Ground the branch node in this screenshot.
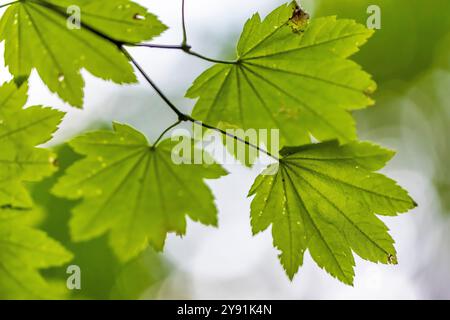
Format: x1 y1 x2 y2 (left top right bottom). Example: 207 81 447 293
181 44 192 51
178 113 192 122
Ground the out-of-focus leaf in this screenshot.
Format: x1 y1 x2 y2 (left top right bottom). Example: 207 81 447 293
0 209 73 299
32 144 170 300
0 81 63 208
0 80 72 299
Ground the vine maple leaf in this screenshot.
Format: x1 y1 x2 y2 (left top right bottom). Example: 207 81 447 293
52 123 227 261
0 209 73 299
186 2 376 147
248 141 416 284
0 81 72 299
0 81 63 208
0 0 167 107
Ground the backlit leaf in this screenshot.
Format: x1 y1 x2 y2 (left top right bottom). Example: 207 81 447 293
187 2 375 146
249 141 416 284
52 123 227 261
0 0 167 107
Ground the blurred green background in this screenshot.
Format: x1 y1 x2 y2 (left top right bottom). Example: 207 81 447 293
315 0 450 215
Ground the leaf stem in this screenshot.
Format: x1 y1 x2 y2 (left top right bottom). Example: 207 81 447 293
182 48 238 65
133 43 184 50
181 0 188 47
186 116 280 161
130 43 238 65
121 47 187 120
152 120 182 147
129 0 238 65
0 0 19 9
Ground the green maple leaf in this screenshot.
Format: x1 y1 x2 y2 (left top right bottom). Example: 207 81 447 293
0 81 72 299
248 141 416 284
186 2 376 147
0 81 64 208
0 0 167 107
0 208 73 299
52 123 227 261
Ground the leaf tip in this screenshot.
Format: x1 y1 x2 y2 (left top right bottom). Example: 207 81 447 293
388 254 398 265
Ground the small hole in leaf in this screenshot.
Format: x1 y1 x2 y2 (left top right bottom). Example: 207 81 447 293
133 13 145 20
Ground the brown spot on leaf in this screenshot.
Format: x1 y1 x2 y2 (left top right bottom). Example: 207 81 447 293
289 4 310 33
388 254 398 265
52 158 60 167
